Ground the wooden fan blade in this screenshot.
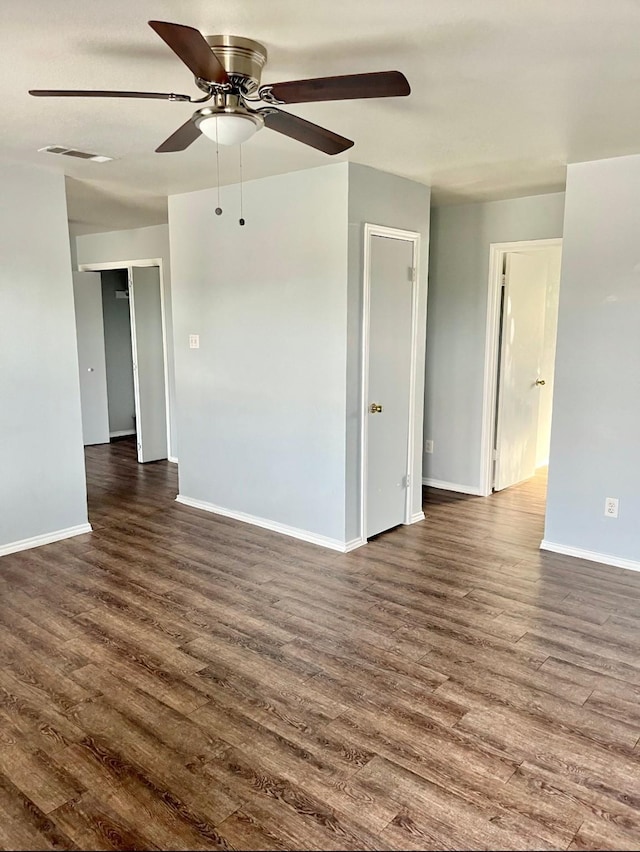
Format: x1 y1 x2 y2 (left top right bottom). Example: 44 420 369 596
148 20 228 84
29 89 191 101
156 118 201 152
261 71 410 104
262 109 353 155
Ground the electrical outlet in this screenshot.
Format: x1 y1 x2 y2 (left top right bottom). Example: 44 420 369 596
189 334 200 349
604 497 619 518
425 440 434 454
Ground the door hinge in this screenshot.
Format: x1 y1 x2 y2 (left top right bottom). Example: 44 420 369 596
408 266 417 284
492 449 498 461
405 474 411 488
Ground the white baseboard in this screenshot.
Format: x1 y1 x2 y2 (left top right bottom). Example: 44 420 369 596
422 477 483 496
0 523 92 558
110 429 136 438
176 495 365 553
540 540 640 574
406 511 426 524
168 456 178 464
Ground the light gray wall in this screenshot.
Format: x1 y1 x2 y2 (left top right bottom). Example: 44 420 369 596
169 164 349 543
346 164 431 540
425 192 565 491
545 155 640 564
75 225 177 458
100 269 135 434
0 162 88 548
68 224 79 271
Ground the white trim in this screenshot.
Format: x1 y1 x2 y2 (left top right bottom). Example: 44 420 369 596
176 495 365 553
157 261 172 462
406 511 426 524
109 429 136 438
480 238 562 497
0 523 92 558
79 259 161 272
168 456 179 464
540 540 640 574
407 236 422 525
360 223 421 543
360 228 372 541
79 258 172 461
422 477 484 496
127 269 143 462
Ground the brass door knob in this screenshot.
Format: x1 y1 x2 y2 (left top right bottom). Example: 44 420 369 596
535 378 546 386
369 403 383 414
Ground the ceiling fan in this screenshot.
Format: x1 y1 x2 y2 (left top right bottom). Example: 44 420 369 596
29 20 411 155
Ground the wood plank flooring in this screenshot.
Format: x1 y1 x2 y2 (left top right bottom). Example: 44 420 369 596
1 437 640 849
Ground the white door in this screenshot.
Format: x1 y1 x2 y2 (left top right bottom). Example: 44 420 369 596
72 271 110 446
494 252 548 491
365 234 415 537
129 267 168 463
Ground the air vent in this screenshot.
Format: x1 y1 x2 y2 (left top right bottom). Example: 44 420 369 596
38 145 113 162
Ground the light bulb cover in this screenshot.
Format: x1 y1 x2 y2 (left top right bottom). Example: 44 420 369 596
196 112 262 146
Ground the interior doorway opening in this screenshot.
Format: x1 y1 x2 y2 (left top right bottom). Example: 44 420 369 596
73 261 170 465
100 269 136 440
481 238 562 500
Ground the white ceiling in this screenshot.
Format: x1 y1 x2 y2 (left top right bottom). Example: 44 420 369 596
4 0 640 233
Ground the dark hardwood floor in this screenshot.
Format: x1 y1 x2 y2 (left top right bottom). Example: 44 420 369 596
2 438 640 850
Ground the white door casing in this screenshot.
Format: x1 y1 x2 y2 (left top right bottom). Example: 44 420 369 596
362 225 421 539
129 266 168 463
494 251 548 491
78 258 172 462
480 238 563 496
72 271 110 446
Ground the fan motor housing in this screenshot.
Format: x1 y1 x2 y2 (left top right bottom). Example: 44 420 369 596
204 35 267 93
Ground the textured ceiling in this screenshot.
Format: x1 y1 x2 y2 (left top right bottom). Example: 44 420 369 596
4 1 640 232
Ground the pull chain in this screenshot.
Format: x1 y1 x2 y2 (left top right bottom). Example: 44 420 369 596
239 144 245 226
215 115 222 216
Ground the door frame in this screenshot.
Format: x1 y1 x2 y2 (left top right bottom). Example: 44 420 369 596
479 238 562 496
360 223 422 541
72 271 110 446
78 258 172 462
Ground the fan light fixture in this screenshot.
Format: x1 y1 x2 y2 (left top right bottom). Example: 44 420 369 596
196 112 262 146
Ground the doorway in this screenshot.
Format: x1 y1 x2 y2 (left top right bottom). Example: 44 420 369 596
361 224 422 540
101 269 136 440
480 238 562 496
73 262 169 464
